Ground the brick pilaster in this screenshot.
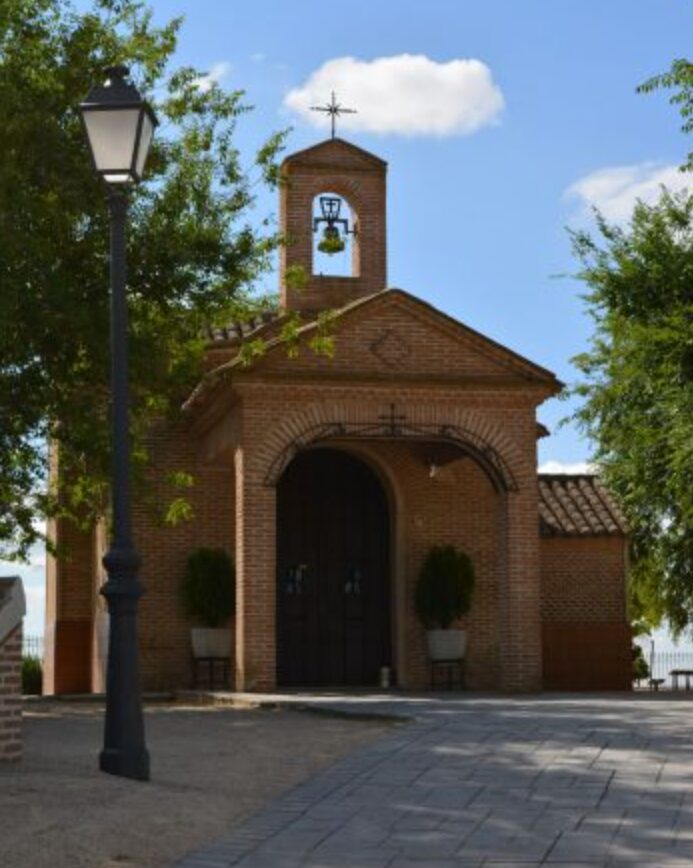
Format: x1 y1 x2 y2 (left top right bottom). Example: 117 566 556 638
0 625 23 762
234 447 277 692
499 485 543 692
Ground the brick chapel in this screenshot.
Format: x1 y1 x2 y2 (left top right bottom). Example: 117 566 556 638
45 137 632 695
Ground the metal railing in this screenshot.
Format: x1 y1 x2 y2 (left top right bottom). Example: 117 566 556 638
636 650 693 689
23 634 43 659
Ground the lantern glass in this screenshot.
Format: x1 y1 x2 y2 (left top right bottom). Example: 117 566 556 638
82 107 141 183
134 110 155 179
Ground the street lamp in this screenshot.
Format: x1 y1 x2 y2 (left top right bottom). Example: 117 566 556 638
80 65 157 782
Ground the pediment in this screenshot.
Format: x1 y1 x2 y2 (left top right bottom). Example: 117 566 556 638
249 289 560 388
282 138 387 174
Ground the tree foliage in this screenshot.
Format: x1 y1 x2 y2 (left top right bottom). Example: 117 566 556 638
0 0 287 559
638 59 693 171
570 191 693 632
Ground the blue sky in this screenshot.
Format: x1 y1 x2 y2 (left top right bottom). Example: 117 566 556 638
8 0 693 639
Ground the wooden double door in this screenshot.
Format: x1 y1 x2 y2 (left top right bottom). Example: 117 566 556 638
276 448 391 686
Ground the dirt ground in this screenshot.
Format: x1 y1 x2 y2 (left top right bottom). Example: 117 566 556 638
0 701 390 868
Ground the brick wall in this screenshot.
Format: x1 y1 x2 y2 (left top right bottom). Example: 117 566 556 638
260 293 542 383
47 419 236 694
133 419 235 690
44 443 95 695
0 625 22 761
540 536 631 690
361 441 502 690
541 536 627 623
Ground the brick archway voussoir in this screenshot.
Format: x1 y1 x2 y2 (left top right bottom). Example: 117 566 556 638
256 400 526 491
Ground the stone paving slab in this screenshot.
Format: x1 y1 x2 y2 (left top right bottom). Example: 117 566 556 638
175 693 693 867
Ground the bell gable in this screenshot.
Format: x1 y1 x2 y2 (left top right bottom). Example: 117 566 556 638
279 138 388 313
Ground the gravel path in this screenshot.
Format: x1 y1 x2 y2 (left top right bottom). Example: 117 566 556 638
0 701 390 868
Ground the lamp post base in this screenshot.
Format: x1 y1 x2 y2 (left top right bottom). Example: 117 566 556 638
100 550 149 783
100 746 150 782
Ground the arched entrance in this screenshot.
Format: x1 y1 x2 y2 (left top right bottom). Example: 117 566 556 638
276 448 391 686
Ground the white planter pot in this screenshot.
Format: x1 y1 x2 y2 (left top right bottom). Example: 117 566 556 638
191 627 231 659
426 629 467 662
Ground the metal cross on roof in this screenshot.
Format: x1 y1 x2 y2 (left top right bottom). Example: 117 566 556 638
310 91 357 139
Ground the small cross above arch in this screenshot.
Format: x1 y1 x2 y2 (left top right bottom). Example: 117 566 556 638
378 404 407 436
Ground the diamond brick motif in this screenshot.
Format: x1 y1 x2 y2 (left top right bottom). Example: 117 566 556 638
370 329 410 368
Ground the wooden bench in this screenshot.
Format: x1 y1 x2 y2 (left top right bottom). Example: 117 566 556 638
670 669 693 691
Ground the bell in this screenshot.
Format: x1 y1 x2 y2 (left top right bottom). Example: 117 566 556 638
318 224 345 254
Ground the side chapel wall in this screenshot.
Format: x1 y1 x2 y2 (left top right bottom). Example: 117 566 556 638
540 536 631 690
44 516 95 695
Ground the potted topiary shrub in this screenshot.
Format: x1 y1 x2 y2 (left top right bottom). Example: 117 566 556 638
414 545 475 661
180 548 235 658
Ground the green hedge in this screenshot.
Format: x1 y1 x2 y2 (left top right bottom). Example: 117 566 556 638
22 655 42 695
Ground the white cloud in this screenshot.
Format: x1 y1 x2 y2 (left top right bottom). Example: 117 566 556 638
539 460 596 475
284 54 504 137
250 52 266 63
193 61 232 93
566 162 690 222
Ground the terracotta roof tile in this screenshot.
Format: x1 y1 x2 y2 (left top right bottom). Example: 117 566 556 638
539 474 627 537
205 309 280 344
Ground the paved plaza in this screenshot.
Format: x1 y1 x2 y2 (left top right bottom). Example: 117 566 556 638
177 693 693 868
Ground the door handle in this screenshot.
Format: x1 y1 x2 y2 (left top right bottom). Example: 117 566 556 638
344 566 362 596
284 564 307 595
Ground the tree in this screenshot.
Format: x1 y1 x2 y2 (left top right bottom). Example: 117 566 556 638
570 190 693 633
0 0 288 560
638 59 693 171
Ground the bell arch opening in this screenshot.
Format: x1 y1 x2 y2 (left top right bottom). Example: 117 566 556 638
312 191 359 278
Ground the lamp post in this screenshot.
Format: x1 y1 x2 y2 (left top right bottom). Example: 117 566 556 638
80 66 157 781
